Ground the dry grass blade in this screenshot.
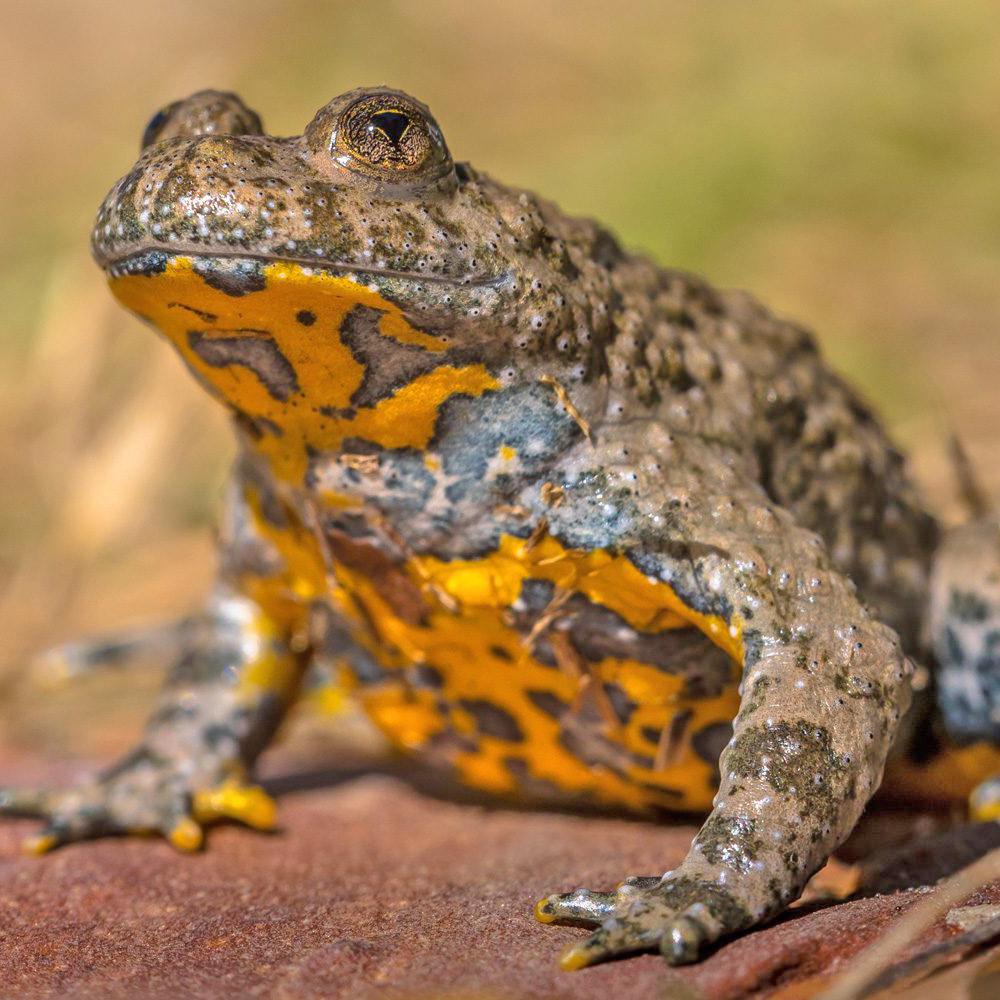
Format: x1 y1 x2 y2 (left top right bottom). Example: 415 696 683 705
948 434 994 519
538 375 592 444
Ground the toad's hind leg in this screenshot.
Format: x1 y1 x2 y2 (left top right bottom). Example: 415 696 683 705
927 518 1000 819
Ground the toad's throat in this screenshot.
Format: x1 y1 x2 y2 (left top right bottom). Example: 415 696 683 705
107 255 501 481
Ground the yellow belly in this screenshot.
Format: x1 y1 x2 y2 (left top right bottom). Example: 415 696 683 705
358 649 740 814
324 532 743 814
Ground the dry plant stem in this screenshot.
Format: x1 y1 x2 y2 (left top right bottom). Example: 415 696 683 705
537 374 593 443
817 846 1000 1000
948 434 993 519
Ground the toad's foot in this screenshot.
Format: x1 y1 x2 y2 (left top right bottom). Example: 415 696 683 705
0 749 277 854
536 873 752 968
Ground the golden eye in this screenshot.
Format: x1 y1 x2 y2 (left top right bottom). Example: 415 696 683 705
305 88 453 183
336 94 444 175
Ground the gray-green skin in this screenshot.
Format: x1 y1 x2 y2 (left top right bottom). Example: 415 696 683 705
3 87 997 969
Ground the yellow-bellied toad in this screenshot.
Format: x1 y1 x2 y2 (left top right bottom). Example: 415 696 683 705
4 88 1000 969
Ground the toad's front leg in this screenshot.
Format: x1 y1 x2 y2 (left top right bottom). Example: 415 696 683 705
534 468 912 967
0 587 308 852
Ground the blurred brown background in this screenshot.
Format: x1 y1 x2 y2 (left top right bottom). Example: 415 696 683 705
1 0 998 754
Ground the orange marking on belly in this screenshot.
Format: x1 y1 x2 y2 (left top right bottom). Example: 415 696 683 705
245 489 741 811
419 533 744 663
325 532 743 813
242 491 743 811
109 258 498 481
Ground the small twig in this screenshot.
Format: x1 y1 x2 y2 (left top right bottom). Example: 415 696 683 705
493 503 530 520
296 488 460 615
296 494 338 589
539 374 593 444
524 517 549 552
549 630 622 734
540 482 565 508
653 708 692 771
861 912 1000 995
364 506 459 613
524 588 573 651
948 434 992 519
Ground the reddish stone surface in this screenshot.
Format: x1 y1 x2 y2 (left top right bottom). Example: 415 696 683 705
1 752 998 1000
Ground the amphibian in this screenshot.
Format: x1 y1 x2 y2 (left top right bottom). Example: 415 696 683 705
4 87 999 969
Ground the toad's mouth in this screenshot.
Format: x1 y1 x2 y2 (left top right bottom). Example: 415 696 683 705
96 245 511 291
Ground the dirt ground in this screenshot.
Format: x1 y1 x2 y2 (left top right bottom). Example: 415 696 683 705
1 739 999 1000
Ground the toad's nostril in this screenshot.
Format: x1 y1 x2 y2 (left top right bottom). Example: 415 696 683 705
370 110 411 147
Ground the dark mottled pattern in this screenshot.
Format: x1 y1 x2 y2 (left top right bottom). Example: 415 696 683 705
410 664 445 689
725 720 849 830
652 708 693 756
929 522 1000 745
602 683 637 725
949 589 991 624
525 689 568 719
570 608 734 699
188 331 299 401
558 720 655 777
937 626 1000 743
691 722 733 769
502 756 583 803
339 305 472 408
695 814 763 874
457 699 524 742
194 258 266 297
510 578 734 698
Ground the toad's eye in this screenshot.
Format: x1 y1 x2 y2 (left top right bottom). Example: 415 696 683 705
334 93 448 177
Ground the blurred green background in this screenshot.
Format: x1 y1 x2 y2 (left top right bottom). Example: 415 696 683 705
1 0 998 746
